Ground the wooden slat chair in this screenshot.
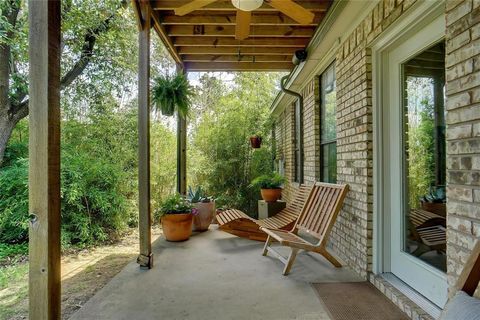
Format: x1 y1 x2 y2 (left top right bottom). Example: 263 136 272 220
261 182 349 275
439 240 480 319
217 184 311 241
409 208 446 256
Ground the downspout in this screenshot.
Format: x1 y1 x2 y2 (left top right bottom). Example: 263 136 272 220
280 75 304 183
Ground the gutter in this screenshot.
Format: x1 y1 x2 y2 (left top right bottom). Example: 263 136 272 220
280 75 304 182
270 0 347 116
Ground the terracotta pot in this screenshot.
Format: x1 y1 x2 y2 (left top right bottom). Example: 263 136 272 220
161 213 193 241
260 188 282 202
420 202 446 217
193 201 215 231
250 136 262 148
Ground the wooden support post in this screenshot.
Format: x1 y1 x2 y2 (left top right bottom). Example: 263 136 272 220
176 66 187 195
28 0 62 318
137 2 153 269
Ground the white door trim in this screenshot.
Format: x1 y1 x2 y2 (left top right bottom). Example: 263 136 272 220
372 0 445 275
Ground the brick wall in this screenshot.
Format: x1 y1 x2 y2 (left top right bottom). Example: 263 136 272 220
444 0 480 297
274 0 480 292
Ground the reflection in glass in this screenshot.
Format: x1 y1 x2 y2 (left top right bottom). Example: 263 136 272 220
402 42 446 272
320 63 337 183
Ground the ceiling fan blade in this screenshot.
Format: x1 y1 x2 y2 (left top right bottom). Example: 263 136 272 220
267 0 315 24
174 0 219 16
235 10 251 40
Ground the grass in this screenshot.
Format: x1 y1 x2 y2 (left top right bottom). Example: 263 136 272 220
0 262 29 319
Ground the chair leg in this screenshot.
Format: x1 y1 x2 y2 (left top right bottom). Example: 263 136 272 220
262 235 273 256
320 248 342 268
283 248 299 276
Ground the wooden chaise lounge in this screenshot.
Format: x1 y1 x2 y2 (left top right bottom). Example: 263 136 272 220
409 208 446 256
216 184 312 241
261 182 349 275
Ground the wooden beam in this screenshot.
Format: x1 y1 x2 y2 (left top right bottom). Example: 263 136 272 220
178 46 298 55
184 61 293 71
151 0 330 12
151 10 183 65
173 37 308 47
137 1 153 269
28 1 61 318
182 54 292 62
167 25 315 37
161 13 322 26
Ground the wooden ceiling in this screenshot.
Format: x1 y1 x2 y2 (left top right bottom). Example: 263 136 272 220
142 0 333 71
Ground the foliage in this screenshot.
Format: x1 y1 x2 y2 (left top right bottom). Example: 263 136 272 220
0 243 27 265
0 158 29 244
405 77 437 209
157 194 195 218
189 73 283 215
421 186 446 204
250 173 286 189
152 73 194 118
188 186 213 203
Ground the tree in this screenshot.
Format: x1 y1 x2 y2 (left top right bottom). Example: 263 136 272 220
0 0 129 165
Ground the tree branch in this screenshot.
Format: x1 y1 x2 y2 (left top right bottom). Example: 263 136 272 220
8 0 129 120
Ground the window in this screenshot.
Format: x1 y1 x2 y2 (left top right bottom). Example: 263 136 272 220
320 63 337 183
294 99 303 183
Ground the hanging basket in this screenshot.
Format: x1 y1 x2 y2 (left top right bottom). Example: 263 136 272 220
250 136 262 148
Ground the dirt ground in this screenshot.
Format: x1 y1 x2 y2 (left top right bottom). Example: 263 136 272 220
1 227 162 320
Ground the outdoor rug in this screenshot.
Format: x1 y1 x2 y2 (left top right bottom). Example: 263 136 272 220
312 282 409 320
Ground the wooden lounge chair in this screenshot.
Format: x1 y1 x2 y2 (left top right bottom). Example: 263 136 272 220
409 208 446 256
439 239 480 319
216 184 312 241
261 182 349 275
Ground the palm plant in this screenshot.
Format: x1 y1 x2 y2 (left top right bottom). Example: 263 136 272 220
151 73 194 118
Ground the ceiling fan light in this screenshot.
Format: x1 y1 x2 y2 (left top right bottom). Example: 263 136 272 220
231 0 263 11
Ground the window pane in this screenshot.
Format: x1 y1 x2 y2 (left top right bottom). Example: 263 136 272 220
321 64 336 143
402 41 446 272
321 142 337 184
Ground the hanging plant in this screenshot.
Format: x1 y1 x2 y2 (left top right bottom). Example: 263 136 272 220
152 73 194 118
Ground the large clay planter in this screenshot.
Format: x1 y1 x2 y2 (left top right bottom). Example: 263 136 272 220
260 188 282 202
193 201 215 231
420 202 446 217
161 213 193 241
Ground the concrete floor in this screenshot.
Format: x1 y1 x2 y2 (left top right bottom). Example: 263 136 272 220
70 226 362 320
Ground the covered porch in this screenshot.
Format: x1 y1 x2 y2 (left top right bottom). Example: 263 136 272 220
69 227 361 320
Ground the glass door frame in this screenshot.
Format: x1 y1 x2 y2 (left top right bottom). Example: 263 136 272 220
372 4 448 308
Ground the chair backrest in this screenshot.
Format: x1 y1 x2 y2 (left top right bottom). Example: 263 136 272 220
294 182 349 243
284 184 312 212
451 240 480 298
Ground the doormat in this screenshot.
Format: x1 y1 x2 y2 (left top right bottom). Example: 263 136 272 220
312 282 409 320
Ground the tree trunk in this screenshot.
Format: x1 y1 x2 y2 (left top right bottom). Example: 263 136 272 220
0 114 17 166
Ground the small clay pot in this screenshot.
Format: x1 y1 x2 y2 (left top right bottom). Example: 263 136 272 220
250 136 262 148
193 201 215 231
260 188 282 202
161 213 193 241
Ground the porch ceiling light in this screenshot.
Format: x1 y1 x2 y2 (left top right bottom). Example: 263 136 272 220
231 0 263 11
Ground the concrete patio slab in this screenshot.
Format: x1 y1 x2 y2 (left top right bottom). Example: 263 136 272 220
70 227 362 320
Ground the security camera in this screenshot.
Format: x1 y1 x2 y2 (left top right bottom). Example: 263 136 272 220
292 49 307 65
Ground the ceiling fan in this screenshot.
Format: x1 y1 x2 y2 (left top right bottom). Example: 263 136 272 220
174 0 315 40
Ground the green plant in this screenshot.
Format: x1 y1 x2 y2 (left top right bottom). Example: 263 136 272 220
421 186 446 204
188 186 213 203
152 73 194 118
156 194 195 218
250 173 286 189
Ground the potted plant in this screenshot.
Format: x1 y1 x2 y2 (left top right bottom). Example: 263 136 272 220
250 135 262 148
188 186 215 231
157 194 198 241
251 173 286 202
151 73 194 118
420 186 446 217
